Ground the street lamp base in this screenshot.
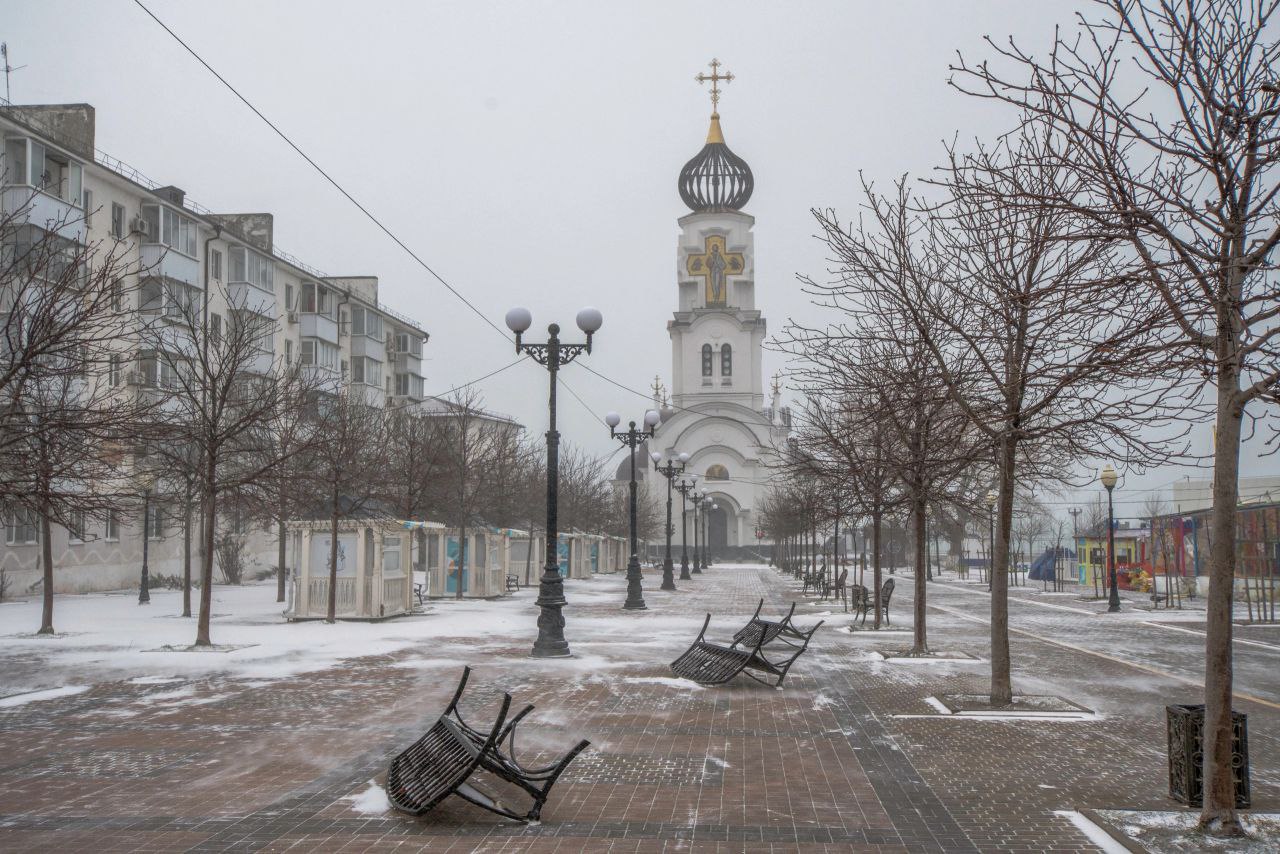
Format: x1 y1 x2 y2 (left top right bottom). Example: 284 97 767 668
623 557 647 610
660 557 676 591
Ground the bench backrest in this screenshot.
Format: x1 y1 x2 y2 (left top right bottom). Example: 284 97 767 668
881 578 895 603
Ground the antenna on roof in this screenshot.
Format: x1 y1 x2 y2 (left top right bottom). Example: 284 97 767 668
1 43 27 104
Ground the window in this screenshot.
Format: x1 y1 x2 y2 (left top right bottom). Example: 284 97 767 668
108 353 122 386
111 203 126 239
285 339 293 364
701 344 713 377
395 373 424 398
395 332 423 357
721 343 732 377
285 282 294 312
382 536 403 576
139 279 163 314
351 356 382 386
104 510 119 542
2 138 82 201
145 502 164 541
5 509 39 545
228 246 274 291
67 510 86 542
349 307 383 340
3 137 26 184
300 338 338 371
210 313 222 344
82 189 93 227
706 464 729 481
210 249 222 282
140 204 197 256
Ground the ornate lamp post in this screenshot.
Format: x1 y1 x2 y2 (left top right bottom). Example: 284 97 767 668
691 489 707 573
985 490 997 592
650 450 690 591
1101 464 1121 613
675 474 698 581
506 305 603 658
607 409 661 610
1068 506 1082 591
703 501 717 567
137 469 157 605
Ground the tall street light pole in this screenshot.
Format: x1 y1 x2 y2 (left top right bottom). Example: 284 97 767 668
651 450 690 591
703 501 716 568
506 305 603 658
1068 506 1082 590
985 491 997 593
139 484 152 605
607 409 660 610
675 475 698 581
691 490 706 573
1101 464 1121 613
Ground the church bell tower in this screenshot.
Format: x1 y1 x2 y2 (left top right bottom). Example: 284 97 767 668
668 59 765 411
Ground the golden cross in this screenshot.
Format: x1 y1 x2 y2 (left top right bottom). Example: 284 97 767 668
695 58 734 114
686 235 744 307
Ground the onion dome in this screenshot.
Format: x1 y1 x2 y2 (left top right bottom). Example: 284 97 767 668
678 113 754 213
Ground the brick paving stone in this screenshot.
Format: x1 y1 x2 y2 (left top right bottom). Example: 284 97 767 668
1 563 1275 852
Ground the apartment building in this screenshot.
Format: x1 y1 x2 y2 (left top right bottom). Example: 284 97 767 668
0 101 429 595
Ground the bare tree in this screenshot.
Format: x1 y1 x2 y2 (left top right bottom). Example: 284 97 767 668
306 388 391 621
0 199 150 634
136 282 306 645
952 2 1280 829
812 128 1179 703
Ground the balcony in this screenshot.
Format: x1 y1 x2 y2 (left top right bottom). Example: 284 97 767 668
1 186 85 243
140 244 200 288
299 312 338 344
227 279 277 317
348 334 386 360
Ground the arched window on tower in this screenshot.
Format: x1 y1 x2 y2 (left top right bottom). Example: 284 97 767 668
721 343 732 377
701 344 713 377
706 464 729 481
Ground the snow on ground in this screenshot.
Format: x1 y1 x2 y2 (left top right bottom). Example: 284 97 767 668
343 780 391 815
0 685 90 708
0 574 712 700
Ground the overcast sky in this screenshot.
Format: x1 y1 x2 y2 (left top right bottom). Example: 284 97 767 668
7 0 1277 516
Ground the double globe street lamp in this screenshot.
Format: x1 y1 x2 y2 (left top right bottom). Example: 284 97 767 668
691 489 714 573
650 450 690 591
674 474 699 581
606 408 661 611
506 305 603 658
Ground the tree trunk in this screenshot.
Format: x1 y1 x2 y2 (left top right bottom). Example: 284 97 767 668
195 481 216 647
1200 373 1245 834
457 524 467 600
327 488 339 623
911 491 928 655
182 490 192 618
37 498 54 635
990 435 1017 706
872 511 883 630
276 518 287 603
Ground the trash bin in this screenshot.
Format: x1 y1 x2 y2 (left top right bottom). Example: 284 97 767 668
1166 703 1250 808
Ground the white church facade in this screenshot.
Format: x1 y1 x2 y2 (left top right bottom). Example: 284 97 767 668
638 63 791 557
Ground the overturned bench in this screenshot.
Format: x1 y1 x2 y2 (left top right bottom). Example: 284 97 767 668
671 607 822 689
387 666 590 823
732 598 810 648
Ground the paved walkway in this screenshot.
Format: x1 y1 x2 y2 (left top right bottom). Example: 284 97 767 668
0 564 1275 852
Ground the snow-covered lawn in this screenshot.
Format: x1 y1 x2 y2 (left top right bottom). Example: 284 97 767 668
0 576 707 700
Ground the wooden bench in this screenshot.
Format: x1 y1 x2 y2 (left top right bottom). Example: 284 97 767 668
671 611 822 689
387 667 589 823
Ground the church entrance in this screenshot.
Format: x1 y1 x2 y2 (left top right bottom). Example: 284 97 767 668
707 506 729 555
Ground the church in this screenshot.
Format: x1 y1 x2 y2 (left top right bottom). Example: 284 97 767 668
626 61 791 558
